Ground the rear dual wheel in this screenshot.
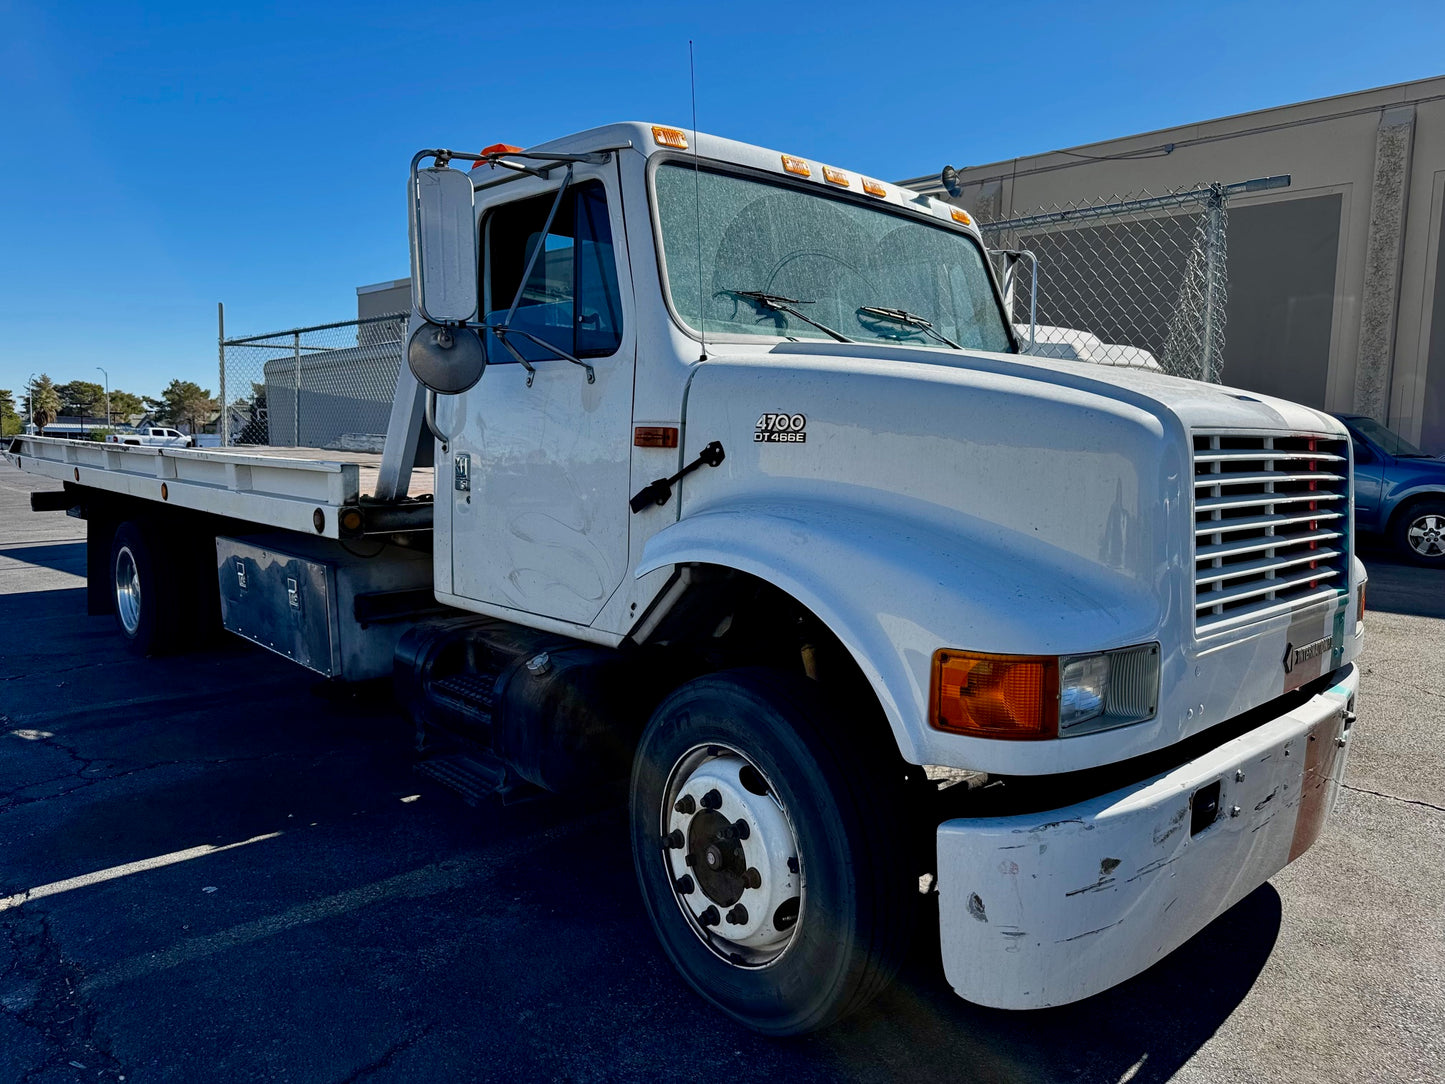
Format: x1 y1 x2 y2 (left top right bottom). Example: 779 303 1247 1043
630 669 915 1035
109 520 185 656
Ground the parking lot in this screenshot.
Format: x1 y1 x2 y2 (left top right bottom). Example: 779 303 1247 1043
0 458 1441 1084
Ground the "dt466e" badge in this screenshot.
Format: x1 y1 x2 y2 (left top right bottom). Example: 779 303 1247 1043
755 413 807 443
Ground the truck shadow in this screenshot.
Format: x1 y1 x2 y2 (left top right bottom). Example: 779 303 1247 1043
822 886 1281 1082
0 541 87 576
0 600 1281 1084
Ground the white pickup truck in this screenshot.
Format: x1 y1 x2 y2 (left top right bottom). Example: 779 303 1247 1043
6 122 1364 1034
106 426 194 448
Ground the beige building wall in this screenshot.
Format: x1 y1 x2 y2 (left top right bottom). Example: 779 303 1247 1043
903 76 1445 453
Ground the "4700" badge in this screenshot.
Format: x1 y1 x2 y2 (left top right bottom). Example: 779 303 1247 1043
755 413 807 443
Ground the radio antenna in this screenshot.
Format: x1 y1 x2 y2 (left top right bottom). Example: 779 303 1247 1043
690 40 707 361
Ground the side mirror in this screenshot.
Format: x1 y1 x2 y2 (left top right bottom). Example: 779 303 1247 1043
410 165 479 325
408 323 486 395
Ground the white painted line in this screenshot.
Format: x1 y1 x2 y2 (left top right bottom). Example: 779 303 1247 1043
0 832 283 912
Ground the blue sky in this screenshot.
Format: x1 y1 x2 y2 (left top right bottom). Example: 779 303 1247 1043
2 0 1443 402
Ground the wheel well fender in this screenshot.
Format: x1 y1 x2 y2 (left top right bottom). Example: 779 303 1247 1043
1386 489 1445 531
636 499 1163 766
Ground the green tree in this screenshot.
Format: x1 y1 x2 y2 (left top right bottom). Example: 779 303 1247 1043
147 380 216 435
108 390 145 420
31 375 62 430
0 389 18 436
56 380 106 420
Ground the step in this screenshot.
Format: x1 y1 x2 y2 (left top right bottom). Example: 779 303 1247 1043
416 752 510 805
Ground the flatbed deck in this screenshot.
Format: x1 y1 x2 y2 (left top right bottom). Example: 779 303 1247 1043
4 437 434 538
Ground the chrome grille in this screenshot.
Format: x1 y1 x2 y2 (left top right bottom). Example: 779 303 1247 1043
1192 432 1351 633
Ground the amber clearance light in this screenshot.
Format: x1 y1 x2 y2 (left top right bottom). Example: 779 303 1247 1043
930 650 1059 739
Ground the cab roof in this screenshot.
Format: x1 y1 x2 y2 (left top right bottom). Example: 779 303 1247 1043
471 121 983 240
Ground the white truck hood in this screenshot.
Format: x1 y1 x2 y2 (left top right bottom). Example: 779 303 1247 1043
660 340 1360 773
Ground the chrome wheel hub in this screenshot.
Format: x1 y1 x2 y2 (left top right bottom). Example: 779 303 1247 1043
1407 514 1445 557
114 546 142 635
661 745 802 967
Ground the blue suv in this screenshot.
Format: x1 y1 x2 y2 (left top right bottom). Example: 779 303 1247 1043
1334 414 1445 565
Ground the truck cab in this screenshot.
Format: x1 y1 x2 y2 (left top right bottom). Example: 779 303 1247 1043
401 123 1365 1025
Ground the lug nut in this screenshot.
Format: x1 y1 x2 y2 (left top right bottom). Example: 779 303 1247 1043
700 789 723 810
676 875 695 895
674 794 696 815
787 856 799 875
734 819 750 840
699 905 720 927
726 904 749 926
743 867 762 890
664 829 685 849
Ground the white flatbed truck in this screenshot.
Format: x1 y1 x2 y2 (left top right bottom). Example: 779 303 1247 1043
7 122 1365 1034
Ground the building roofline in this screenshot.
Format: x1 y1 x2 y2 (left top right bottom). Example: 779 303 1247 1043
356 278 411 295
898 73 1445 189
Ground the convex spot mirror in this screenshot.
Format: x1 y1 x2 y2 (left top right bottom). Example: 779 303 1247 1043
411 166 479 325
408 323 486 395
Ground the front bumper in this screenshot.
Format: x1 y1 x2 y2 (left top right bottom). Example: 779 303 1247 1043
936 664 1358 1009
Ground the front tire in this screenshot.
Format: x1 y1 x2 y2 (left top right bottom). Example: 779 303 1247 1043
1393 499 1445 565
630 669 915 1035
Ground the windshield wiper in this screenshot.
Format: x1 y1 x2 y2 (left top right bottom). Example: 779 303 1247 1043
856 306 961 349
721 290 854 344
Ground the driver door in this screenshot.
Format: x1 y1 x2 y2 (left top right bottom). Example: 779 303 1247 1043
446 168 635 626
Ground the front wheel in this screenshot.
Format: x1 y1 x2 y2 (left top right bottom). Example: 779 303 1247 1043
630 669 915 1035
1393 499 1445 565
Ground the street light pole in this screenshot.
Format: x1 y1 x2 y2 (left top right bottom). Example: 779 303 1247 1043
24 372 34 431
96 366 110 429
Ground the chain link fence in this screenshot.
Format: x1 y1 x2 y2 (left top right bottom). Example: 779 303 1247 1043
976 181 1266 383
219 313 408 449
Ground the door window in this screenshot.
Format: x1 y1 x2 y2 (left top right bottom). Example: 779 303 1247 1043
483 182 623 361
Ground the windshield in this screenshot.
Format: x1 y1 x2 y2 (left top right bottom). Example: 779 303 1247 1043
654 164 1013 354
1344 416 1430 457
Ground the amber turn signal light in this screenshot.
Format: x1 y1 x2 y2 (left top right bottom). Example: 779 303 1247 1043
634 426 680 448
929 650 1059 739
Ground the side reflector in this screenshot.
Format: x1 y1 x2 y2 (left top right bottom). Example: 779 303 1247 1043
633 426 680 449
781 155 811 177
652 126 689 149
861 178 887 197
950 208 973 226
929 650 1059 739
821 166 850 187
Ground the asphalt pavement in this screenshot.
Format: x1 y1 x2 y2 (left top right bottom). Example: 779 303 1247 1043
0 460 1441 1084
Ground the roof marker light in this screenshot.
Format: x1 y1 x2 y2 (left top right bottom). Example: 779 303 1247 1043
652 126 689 149
861 178 887 197
781 155 812 177
821 166 850 187
951 208 974 226
470 143 523 168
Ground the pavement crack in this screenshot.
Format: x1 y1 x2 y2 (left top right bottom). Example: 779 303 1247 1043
5 910 124 1082
336 1022 436 1083
0 661 113 684
0 738 299 816
1340 783 1445 814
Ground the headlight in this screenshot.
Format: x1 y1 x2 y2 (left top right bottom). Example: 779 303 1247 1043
929 642 1159 740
